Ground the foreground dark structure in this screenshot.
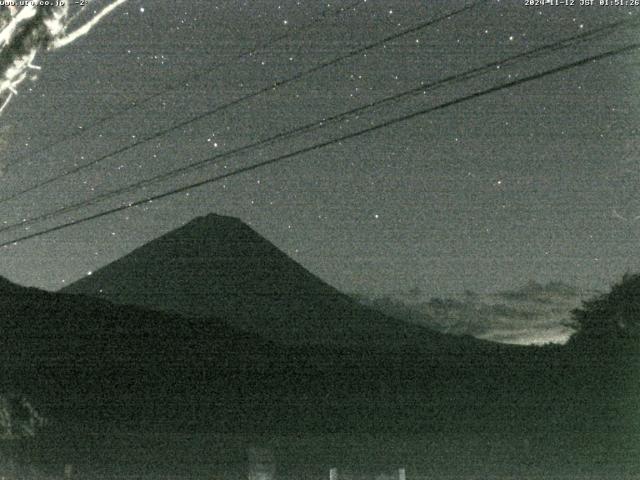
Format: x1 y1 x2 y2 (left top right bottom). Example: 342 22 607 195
1 216 638 479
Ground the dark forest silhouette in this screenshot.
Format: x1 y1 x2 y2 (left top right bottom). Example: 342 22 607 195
568 272 640 351
0 228 638 478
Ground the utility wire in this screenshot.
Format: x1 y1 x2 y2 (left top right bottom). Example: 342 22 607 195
0 16 636 236
2 41 637 249
0 0 486 205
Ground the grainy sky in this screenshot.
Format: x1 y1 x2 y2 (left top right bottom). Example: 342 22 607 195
0 0 638 296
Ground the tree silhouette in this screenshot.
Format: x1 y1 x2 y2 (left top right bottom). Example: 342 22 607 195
567 273 640 351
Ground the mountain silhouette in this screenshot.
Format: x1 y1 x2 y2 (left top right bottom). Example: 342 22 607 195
0 274 263 424
4 214 639 478
2 270 638 478
0 274 501 451
61 213 448 347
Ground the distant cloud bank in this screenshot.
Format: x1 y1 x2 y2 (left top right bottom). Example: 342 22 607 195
354 281 600 345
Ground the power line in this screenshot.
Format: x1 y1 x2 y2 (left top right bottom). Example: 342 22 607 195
2 41 637 249
0 16 635 236
0 0 486 205
4 0 364 169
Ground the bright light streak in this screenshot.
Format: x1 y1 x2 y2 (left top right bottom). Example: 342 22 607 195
0 2 128 116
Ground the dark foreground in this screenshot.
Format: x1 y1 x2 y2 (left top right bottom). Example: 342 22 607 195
0 274 638 480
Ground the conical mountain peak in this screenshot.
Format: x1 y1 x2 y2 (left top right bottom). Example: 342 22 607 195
62 214 441 347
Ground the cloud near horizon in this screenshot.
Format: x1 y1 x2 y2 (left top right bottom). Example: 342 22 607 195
356 281 599 346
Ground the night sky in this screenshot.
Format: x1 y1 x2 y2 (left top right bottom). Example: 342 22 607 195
0 0 638 298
